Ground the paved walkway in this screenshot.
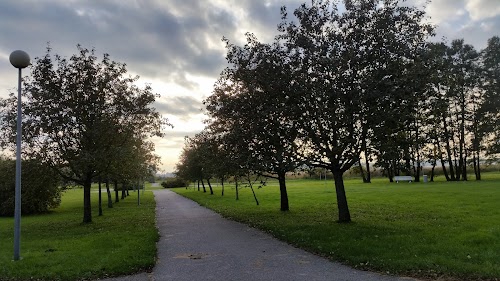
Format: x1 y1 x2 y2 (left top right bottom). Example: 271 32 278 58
102 189 418 281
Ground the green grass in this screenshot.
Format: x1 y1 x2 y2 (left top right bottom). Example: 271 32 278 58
173 173 500 281
0 186 158 281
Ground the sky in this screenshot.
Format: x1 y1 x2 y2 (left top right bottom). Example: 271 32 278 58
1 0 499 173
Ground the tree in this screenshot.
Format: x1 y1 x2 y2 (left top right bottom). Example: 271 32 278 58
480 36 500 158
205 33 303 211
280 0 433 222
425 40 480 181
0 45 166 223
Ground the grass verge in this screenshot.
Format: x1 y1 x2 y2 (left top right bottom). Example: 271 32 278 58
173 173 500 281
0 186 158 281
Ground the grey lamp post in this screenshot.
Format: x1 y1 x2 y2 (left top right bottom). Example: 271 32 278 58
9 50 30 261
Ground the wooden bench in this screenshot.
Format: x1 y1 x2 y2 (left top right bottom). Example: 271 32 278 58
393 176 413 183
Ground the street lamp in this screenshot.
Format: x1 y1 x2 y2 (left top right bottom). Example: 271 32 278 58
9 50 30 261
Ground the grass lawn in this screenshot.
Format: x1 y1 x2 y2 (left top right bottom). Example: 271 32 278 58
173 173 500 281
0 184 158 281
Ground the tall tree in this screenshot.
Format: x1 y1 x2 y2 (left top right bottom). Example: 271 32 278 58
425 40 480 181
480 36 500 158
280 0 433 222
205 33 302 211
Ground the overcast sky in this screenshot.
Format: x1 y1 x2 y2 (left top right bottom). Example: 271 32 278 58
1 0 499 172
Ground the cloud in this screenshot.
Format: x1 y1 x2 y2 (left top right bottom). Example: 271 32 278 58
466 0 500 21
154 96 204 119
425 0 467 25
0 1 234 88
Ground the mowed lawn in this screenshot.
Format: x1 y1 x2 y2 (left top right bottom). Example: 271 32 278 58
173 173 500 281
0 187 158 281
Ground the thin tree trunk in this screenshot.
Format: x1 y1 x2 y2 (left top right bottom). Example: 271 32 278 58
114 180 119 203
278 171 289 211
207 178 214 195
121 183 126 199
249 181 259 206
415 151 421 183
387 164 394 183
462 153 468 181
106 179 113 208
358 160 367 183
332 168 351 223
475 151 481 180
430 164 436 182
459 94 466 181
437 141 451 181
442 119 456 181
197 180 200 191
365 159 371 183
201 179 206 193
221 177 225 196
98 178 103 216
83 174 92 223
235 178 239 200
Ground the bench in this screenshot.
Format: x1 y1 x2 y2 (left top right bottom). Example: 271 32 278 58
393 176 413 183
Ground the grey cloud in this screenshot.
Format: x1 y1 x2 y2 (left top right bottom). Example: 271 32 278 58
0 1 235 86
154 96 203 118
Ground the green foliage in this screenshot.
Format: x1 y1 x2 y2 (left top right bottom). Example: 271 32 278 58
0 44 167 223
0 158 61 216
173 174 500 280
161 178 189 188
0 188 157 280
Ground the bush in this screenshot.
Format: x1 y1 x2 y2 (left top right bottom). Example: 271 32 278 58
0 159 62 216
161 178 188 188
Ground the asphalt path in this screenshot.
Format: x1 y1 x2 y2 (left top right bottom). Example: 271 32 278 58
101 189 419 281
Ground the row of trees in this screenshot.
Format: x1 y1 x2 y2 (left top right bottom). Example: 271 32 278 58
176 0 499 223
0 45 167 223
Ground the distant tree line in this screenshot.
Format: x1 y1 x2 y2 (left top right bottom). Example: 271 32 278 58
0 45 168 222
175 0 499 223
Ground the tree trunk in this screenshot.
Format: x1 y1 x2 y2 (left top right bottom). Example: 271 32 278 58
235 178 239 201
106 179 113 208
83 175 92 223
197 180 200 191
114 180 119 203
207 178 214 195
201 179 206 193
415 153 421 183
437 141 451 181
365 159 371 183
475 152 481 180
278 171 289 211
332 168 351 223
121 183 126 199
98 178 103 216
221 177 225 196
442 120 456 181
359 128 371 183
459 94 466 181
430 161 436 182
462 153 468 181
250 183 259 206
358 160 367 183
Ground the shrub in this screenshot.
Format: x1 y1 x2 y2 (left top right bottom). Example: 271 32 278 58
161 178 188 188
0 158 62 216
